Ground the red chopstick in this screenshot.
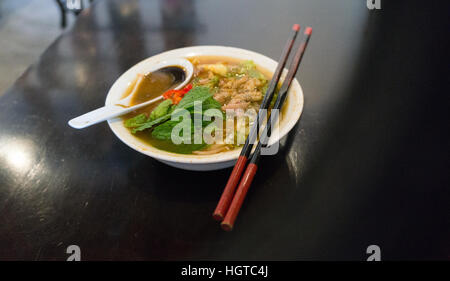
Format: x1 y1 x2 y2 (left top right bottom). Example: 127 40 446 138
212 24 301 221
221 27 312 231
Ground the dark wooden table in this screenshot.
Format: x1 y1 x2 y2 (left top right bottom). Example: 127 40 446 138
0 0 448 260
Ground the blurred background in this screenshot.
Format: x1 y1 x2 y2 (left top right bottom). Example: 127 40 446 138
0 0 92 96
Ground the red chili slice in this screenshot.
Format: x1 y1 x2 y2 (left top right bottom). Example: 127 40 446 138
162 84 192 104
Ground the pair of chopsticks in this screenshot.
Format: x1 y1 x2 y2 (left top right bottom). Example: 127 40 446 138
213 24 312 231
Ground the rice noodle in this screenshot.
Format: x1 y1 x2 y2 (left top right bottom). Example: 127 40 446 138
192 144 230 155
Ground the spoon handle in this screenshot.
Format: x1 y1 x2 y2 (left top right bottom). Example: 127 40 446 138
68 95 164 129
68 105 133 129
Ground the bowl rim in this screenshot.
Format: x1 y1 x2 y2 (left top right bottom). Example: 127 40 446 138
106 45 304 164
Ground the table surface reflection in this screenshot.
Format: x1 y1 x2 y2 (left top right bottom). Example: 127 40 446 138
0 0 448 260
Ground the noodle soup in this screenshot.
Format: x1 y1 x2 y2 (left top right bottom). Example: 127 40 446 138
122 56 280 155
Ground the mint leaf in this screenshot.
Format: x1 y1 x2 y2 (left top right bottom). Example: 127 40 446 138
175 86 212 110
124 113 147 128
149 99 172 121
151 120 180 140
131 86 217 133
132 114 171 133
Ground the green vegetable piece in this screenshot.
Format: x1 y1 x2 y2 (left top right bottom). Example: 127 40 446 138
149 99 172 121
152 120 180 140
240 60 256 71
239 60 267 80
132 86 212 133
132 114 171 133
124 113 147 128
175 86 212 110
207 75 220 89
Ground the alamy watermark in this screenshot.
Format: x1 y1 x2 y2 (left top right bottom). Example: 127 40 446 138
66 245 81 261
367 0 381 10
64 244 381 260
366 245 381 261
168 102 281 155
66 0 82 10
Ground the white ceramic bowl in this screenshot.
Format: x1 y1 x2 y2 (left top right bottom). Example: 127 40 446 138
106 46 304 171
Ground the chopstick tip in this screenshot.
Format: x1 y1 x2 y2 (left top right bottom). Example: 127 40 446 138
292 24 300 32
212 213 224 221
305 27 312 35
221 222 233 232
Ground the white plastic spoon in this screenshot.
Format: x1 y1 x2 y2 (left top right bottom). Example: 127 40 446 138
68 58 193 129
